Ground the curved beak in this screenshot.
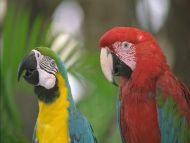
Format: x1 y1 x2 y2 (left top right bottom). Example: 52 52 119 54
100 47 118 86
100 47 133 86
17 51 39 85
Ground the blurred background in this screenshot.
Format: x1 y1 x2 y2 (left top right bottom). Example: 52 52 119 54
0 0 190 142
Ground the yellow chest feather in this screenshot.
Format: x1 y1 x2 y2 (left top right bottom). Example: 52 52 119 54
36 73 70 143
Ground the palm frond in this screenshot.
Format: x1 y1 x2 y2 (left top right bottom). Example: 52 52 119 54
1 5 50 142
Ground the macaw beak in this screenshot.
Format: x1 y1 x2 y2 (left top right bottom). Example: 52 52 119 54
100 47 132 86
17 51 39 85
100 47 118 86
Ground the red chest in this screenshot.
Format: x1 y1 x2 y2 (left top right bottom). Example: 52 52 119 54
120 97 161 143
119 78 161 143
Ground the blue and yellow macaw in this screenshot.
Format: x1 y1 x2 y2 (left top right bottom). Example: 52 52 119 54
18 47 97 143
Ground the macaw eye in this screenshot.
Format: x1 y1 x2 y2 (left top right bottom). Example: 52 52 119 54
50 60 55 67
122 41 132 49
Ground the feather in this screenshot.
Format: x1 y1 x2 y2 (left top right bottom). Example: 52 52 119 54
69 109 97 143
157 70 190 143
157 70 190 125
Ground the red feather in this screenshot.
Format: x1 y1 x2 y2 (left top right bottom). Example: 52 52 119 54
99 27 156 47
120 76 161 143
157 70 190 125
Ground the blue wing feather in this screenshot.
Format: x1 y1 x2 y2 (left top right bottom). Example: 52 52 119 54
156 71 190 143
157 94 190 143
117 95 125 143
69 109 97 143
32 124 37 143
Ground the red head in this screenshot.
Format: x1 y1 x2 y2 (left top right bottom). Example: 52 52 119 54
99 27 155 47
99 27 166 85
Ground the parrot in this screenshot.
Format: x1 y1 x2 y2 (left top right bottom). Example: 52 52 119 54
18 47 97 143
99 27 190 143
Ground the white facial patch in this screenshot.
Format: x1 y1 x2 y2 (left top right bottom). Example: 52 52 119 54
100 47 114 83
37 68 56 89
32 49 43 61
112 41 136 70
32 49 58 89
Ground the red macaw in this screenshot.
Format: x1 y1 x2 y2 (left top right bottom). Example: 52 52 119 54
99 27 190 143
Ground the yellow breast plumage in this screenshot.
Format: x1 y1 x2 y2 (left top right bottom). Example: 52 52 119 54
36 73 70 143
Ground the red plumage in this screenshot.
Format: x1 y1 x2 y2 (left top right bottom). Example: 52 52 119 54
120 76 161 143
99 27 156 47
157 70 190 125
99 27 190 143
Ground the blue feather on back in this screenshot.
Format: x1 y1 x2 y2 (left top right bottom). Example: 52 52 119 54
157 95 190 143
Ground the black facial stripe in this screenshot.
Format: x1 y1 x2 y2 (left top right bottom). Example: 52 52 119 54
40 64 57 74
43 56 51 61
40 61 53 67
40 65 56 75
40 63 54 71
39 55 58 74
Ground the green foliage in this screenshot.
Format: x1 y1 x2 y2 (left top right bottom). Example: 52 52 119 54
1 5 50 143
76 50 122 143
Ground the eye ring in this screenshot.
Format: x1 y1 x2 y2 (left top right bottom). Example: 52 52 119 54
50 60 55 67
124 43 128 48
122 41 132 49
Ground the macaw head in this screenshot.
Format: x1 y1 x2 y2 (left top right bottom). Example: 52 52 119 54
99 27 166 86
18 47 69 102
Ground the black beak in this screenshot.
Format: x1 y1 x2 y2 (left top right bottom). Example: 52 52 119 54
112 53 132 79
17 52 39 85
